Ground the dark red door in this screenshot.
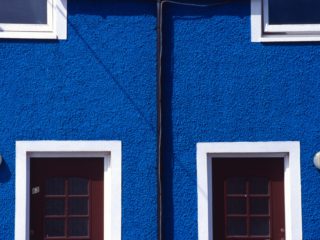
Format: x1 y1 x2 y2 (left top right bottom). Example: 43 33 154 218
212 158 285 240
30 158 103 240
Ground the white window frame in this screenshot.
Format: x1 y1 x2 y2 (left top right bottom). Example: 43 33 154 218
197 141 302 240
0 0 67 39
251 0 320 42
15 141 121 240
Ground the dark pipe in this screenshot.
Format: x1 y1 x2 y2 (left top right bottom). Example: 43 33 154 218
156 1 164 240
156 2 233 240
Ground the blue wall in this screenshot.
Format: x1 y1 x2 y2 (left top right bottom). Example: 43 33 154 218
0 1 157 239
1 0 320 239
162 1 320 240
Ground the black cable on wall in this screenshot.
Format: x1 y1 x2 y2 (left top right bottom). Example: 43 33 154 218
156 1 164 240
156 1 236 240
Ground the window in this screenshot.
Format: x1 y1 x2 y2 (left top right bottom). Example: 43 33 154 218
251 0 320 42
196 142 302 240
0 0 67 39
30 158 103 239
15 141 121 240
212 158 284 239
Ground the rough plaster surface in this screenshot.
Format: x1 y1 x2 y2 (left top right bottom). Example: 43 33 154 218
162 1 320 240
1 0 320 239
0 1 157 239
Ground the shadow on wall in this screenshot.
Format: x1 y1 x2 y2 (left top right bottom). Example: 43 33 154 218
67 0 250 19
67 0 157 133
0 0 158 132
68 0 156 17
161 0 249 239
0 159 12 183
0 0 253 236
160 5 320 238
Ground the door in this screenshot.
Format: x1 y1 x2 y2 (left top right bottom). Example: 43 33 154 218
212 158 285 240
30 158 104 240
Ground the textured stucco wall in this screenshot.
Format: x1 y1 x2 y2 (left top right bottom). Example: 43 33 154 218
162 1 320 240
1 0 320 239
0 1 157 239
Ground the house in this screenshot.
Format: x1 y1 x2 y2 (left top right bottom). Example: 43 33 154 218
0 0 319 239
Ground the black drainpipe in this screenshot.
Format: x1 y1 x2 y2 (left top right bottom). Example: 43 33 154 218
156 1 164 240
156 1 234 240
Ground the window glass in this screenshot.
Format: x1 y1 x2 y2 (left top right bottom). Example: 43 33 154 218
45 219 65 237
45 199 65 215
250 218 270 236
68 218 89 237
68 178 89 195
226 177 246 194
0 0 47 24
46 178 65 195
227 217 246 236
249 177 269 194
268 0 320 24
68 198 89 215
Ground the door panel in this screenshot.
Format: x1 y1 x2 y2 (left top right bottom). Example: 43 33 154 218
30 158 103 240
212 158 285 240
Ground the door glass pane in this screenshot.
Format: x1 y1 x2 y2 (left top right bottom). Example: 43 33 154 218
68 178 88 195
68 218 89 237
250 198 269 214
46 178 65 195
68 198 88 215
0 0 47 24
226 177 246 194
45 199 65 215
250 217 270 236
227 198 246 214
45 219 65 237
268 0 320 24
227 217 246 236
249 177 269 194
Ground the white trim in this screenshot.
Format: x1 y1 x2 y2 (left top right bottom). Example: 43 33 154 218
197 141 302 240
251 0 320 42
55 0 67 40
0 0 67 39
264 23 320 33
15 141 121 240
251 0 263 42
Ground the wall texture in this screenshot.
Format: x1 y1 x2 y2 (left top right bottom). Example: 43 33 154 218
0 1 157 239
1 0 320 239
162 1 320 240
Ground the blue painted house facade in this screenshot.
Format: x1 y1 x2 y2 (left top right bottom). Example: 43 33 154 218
0 0 320 239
